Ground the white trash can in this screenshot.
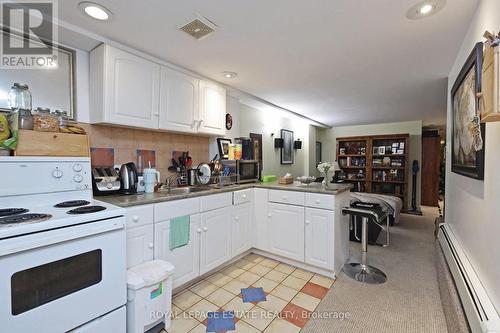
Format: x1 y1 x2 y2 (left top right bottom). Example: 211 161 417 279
126 260 175 333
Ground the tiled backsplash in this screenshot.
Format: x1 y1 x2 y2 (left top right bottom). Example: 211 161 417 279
79 123 209 179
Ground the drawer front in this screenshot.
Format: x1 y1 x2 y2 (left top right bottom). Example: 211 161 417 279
268 190 305 206
305 193 336 210
200 192 232 212
126 204 154 229
233 189 253 205
154 198 200 222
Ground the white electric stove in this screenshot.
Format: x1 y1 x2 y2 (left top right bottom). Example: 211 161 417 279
0 156 127 333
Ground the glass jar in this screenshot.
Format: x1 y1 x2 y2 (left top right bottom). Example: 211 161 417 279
18 110 34 130
8 83 32 111
33 107 59 132
54 110 69 126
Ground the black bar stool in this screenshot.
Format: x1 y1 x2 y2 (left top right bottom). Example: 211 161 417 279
342 204 388 284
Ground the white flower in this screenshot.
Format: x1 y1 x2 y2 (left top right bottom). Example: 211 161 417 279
317 162 332 174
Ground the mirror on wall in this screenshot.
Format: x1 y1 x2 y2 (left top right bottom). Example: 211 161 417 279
0 30 76 118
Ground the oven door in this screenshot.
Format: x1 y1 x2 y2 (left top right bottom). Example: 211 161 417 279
0 217 126 333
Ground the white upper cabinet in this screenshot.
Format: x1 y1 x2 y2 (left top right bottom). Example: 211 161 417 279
90 44 226 135
90 44 160 129
198 80 226 135
159 67 199 133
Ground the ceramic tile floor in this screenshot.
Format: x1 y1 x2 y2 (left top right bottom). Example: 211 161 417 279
163 253 335 333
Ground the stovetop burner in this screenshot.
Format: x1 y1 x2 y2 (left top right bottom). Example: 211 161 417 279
67 205 107 214
0 213 52 225
0 208 29 217
54 200 91 208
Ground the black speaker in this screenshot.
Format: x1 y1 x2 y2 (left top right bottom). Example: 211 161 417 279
293 140 302 149
274 138 284 148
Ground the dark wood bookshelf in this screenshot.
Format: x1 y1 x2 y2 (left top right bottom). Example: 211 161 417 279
336 134 410 208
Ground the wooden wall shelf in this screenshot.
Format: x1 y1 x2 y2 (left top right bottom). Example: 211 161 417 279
336 134 410 207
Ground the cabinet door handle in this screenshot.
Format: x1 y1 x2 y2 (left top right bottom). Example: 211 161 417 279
196 228 202 233
154 112 159 117
315 200 320 204
132 216 139 222
242 194 247 199
203 226 208 232
234 216 239 221
191 120 198 129
282 196 287 200
148 242 154 249
305 220 311 225
267 213 272 218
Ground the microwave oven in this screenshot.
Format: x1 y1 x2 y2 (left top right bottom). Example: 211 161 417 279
220 160 260 183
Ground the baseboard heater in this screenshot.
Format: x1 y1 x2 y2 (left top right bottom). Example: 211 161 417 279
438 224 500 332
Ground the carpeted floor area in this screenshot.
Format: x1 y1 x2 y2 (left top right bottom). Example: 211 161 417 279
302 206 448 333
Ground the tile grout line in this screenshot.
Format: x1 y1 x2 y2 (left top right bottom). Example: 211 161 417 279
172 253 331 333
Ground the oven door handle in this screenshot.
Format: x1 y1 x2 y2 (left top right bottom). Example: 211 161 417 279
0 218 124 257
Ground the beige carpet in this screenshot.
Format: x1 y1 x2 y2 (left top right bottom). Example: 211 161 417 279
302 206 448 333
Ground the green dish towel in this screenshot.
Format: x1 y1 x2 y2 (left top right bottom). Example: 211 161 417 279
169 215 190 250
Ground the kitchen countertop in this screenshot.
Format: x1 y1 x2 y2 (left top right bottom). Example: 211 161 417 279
98 181 353 208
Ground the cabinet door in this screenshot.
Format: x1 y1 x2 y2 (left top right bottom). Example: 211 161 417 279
200 207 232 274
231 202 252 257
254 189 269 251
305 208 334 270
126 224 154 268
159 67 199 133
104 46 160 128
267 203 305 262
154 215 201 288
198 80 226 135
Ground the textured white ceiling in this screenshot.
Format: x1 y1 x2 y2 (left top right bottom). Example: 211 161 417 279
58 0 478 126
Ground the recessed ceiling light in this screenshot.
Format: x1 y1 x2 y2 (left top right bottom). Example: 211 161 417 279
78 2 112 21
419 4 434 14
222 71 237 79
406 0 446 20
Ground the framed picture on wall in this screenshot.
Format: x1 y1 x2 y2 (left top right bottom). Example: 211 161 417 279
280 129 294 164
451 42 485 180
216 138 232 159
316 141 322 166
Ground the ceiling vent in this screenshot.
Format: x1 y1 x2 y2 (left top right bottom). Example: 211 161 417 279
179 15 218 40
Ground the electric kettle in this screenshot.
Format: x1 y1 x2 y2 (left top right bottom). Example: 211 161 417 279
120 162 139 194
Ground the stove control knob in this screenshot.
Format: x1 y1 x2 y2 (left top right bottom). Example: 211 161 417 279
73 164 83 172
73 174 83 183
52 169 63 179
106 183 113 189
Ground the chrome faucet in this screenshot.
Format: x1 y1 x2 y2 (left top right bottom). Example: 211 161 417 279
164 175 181 191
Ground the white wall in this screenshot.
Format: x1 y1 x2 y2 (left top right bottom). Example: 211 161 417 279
238 103 310 177
319 120 422 209
445 0 500 312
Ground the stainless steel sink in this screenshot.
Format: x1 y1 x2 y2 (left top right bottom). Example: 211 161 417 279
163 186 212 195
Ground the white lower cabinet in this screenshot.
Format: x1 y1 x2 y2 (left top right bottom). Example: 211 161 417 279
267 203 305 262
126 224 154 268
231 202 252 257
154 214 201 289
200 206 232 275
254 188 269 252
305 208 335 270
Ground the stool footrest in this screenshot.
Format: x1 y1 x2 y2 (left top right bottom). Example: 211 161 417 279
343 262 387 284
